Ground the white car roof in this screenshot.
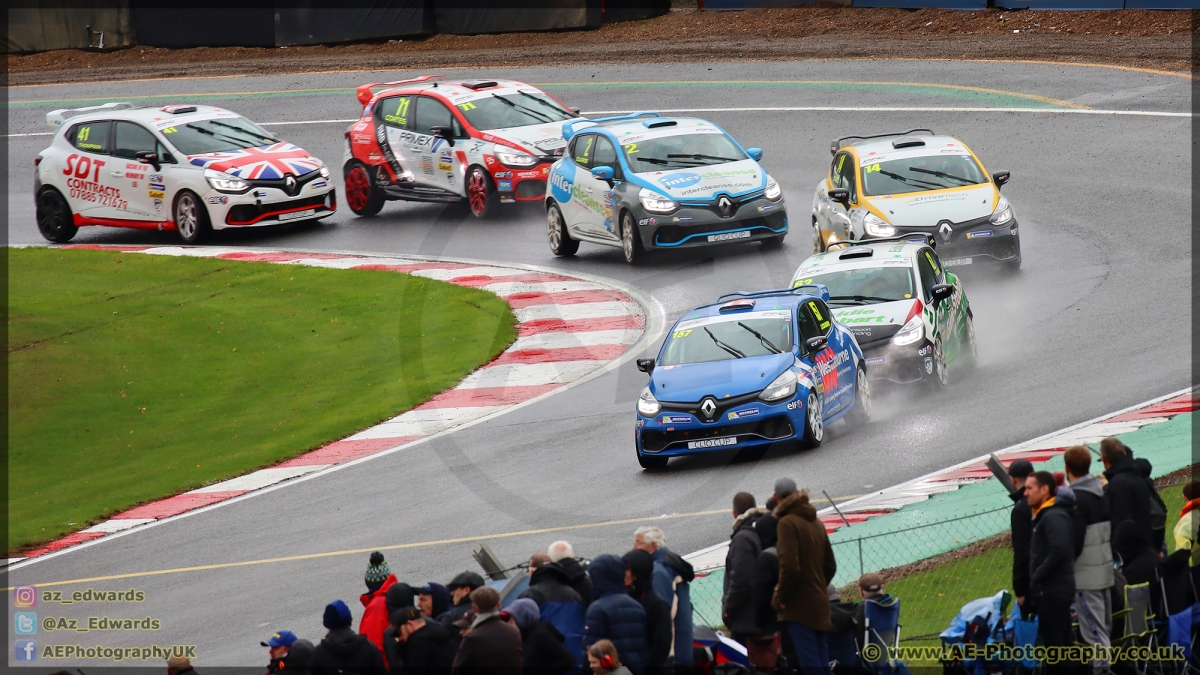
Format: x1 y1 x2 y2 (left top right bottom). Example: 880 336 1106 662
842 134 971 160
591 116 725 140
799 240 927 271
46 103 244 129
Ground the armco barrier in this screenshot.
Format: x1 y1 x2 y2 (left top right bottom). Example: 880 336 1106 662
132 8 275 48
5 5 135 53
432 2 600 35
275 5 433 47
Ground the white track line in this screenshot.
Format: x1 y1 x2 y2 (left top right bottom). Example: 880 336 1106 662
7 106 1190 138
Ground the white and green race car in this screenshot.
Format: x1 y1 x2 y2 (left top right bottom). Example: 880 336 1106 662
789 236 976 387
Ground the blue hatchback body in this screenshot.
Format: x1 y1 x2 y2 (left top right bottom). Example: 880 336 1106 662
635 286 867 466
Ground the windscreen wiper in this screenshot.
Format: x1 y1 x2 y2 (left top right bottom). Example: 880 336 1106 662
667 153 741 163
828 294 901 304
490 94 552 122
908 167 976 185
737 322 783 354
517 91 572 117
704 327 746 359
877 169 938 190
208 120 278 143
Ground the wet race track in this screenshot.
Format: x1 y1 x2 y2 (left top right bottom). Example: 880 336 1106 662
6 59 1192 665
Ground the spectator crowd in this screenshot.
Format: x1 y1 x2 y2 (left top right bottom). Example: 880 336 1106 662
160 437 1196 675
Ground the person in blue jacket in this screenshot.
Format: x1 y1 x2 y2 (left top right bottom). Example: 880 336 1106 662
634 526 695 669
584 554 648 675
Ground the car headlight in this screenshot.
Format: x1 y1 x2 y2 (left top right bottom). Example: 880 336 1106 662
760 369 798 403
639 188 677 214
496 150 538 167
892 315 925 346
764 177 782 202
637 387 662 416
204 168 250 193
864 212 896 237
990 198 1013 225
319 166 331 179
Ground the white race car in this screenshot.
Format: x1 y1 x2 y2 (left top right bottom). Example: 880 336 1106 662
34 102 336 243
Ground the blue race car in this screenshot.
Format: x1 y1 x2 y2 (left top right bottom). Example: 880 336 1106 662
634 286 872 469
546 112 788 264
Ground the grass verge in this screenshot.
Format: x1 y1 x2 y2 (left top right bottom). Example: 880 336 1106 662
9 247 517 553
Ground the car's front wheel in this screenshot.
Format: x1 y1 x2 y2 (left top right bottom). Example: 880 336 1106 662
845 366 872 426
637 449 668 470
174 190 211 244
812 219 825 253
961 314 978 370
926 339 949 389
36 187 77 243
466 166 498 219
621 211 644 264
547 202 578 257
799 391 824 449
344 162 384 217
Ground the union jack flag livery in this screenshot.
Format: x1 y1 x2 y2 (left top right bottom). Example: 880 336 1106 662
188 143 323 180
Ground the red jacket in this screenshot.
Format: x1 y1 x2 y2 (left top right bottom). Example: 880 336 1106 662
358 574 398 657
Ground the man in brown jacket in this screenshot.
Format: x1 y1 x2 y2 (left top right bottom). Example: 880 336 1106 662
771 477 837 675
451 586 523 675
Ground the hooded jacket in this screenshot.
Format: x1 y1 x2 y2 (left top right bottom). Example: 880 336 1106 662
751 512 781 636
556 556 594 606
584 554 648 675
1030 496 1075 601
1115 521 1160 587
1134 456 1168 550
452 612 522 675
650 548 694 666
281 639 314 675
520 562 586 669
403 618 456 673
623 549 674 672
1068 474 1114 590
772 491 837 630
1009 486 1033 599
1104 455 1152 555
723 507 766 636
520 620 578 675
309 627 387 675
359 576 402 655
422 583 452 621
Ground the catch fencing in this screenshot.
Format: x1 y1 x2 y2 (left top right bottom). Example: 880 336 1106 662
690 505 1014 641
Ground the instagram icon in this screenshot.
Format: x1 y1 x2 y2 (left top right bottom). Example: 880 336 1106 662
13 586 36 608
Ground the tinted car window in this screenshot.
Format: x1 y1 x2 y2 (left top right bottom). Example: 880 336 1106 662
454 92 575 131
592 136 622 179
378 96 412 129
916 251 937 301
620 132 745 171
414 97 454 135
112 122 158 160
159 117 277 155
69 121 111 154
798 266 916 307
660 313 792 366
861 153 987 196
836 153 856 201
572 134 595 170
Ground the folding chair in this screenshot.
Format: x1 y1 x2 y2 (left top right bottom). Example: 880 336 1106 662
862 597 904 675
1113 582 1157 675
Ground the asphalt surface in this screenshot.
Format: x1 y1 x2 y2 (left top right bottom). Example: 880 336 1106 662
6 60 1192 668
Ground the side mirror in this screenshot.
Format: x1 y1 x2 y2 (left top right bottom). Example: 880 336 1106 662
636 358 655 374
827 187 851 209
429 126 456 146
992 170 1011 189
135 150 160 170
931 283 954 305
746 147 763 162
570 107 581 115
805 336 828 354
591 165 615 187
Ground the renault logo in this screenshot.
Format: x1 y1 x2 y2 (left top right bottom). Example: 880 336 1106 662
717 196 734 218
938 221 954 243
699 397 718 421
285 175 298 196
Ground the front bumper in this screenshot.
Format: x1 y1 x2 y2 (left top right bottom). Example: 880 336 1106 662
860 339 936 385
896 220 1021 267
206 181 337 229
635 397 803 458
492 164 551 203
636 197 788 250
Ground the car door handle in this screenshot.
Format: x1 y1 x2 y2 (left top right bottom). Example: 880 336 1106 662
111 171 123 177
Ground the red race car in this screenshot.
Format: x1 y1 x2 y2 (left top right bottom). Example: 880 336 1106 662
342 75 581 219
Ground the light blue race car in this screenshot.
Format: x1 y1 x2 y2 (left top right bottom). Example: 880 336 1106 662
545 112 788 264
633 286 871 469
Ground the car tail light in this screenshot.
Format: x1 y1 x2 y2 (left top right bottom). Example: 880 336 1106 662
34 155 42 166
903 299 924 325
344 131 350 139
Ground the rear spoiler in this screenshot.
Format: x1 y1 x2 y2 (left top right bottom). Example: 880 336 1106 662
560 112 659 142
46 102 137 126
355 75 447 106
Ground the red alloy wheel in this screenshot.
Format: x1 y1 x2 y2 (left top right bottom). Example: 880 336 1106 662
345 166 372 212
468 169 489 215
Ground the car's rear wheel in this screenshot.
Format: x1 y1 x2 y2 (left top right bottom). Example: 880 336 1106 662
344 162 384 217
547 202 578 257
36 187 77 243
466 166 497 219
621 211 644 264
637 449 668 470
174 190 211 244
959 314 979 369
845 366 872 426
799 391 824 449
812 219 825 253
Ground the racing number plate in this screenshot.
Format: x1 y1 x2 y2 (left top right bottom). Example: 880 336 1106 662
687 436 738 450
278 209 316 222
941 257 973 267
708 231 751 243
